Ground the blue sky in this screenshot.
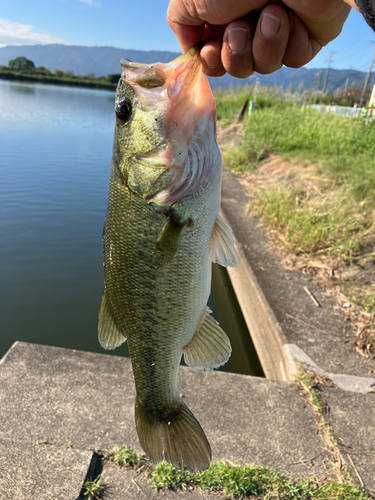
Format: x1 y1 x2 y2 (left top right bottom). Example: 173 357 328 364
1 0 374 73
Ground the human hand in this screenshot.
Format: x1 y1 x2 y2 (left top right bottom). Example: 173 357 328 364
167 0 352 78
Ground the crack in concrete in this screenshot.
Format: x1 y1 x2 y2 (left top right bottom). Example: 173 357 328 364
286 343 375 394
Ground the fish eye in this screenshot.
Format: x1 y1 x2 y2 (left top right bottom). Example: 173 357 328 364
115 99 132 122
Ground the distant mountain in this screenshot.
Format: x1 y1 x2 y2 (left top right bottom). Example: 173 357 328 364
244 66 375 95
0 44 374 94
0 44 180 78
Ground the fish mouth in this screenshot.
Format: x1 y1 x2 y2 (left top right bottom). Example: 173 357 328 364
120 46 202 86
120 47 219 205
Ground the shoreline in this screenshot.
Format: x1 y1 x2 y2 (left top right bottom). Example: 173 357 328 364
0 70 117 91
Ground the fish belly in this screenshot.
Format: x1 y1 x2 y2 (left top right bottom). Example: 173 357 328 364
103 167 215 470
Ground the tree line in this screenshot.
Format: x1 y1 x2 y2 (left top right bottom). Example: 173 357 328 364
0 56 121 87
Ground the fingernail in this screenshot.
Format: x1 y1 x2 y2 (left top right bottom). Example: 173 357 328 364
202 50 221 69
227 27 249 53
260 13 281 39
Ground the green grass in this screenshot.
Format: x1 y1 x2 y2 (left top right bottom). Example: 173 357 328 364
149 461 369 499
251 187 370 259
214 86 291 126
214 86 254 125
343 287 375 323
296 370 323 414
223 104 375 201
105 445 370 499
107 445 146 467
81 476 104 500
217 89 375 260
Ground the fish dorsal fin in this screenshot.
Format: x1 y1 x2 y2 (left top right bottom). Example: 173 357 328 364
209 215 239 268
183 307 231 372
153 215 189 266
98 291 126 350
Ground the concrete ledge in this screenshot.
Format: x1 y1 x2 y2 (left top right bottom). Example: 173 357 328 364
2 342 375 497
0 342 333 482
224 229 290 382
0 439 93 500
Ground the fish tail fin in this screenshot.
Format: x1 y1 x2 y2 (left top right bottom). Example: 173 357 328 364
135 397 211 471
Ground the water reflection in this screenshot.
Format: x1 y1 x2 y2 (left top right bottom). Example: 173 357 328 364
11 83 37 95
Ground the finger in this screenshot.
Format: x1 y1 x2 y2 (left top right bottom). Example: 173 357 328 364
283 12 321 68
282 0 351 45
201 41 226 77
167 20 206 54
252 4 290 74
167 0 269 53
220 20 253 78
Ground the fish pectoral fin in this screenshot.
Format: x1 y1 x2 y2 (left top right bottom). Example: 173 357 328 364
209 215 239 268
98 291 126 350
183 307 231 372
153 215 189 266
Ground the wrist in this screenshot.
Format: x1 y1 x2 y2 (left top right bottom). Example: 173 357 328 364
342 0 359 11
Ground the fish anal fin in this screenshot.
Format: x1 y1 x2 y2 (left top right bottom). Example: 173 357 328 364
209 215 239 268
183 307 231 372
98 291 126 350
153 216 189 266
135 397 211 472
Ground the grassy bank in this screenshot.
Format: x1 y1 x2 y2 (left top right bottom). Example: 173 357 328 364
214 87 375 260
214 88 375 354
215 89 375 205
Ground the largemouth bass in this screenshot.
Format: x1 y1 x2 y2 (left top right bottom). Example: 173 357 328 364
98 47 239 471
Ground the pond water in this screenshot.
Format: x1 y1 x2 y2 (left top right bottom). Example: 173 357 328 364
0 79 263 377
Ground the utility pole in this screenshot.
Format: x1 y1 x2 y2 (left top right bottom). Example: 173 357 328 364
315 69 322 92
322 52 333 95
253 77 260 106
311 69 322 104
359 46 375 108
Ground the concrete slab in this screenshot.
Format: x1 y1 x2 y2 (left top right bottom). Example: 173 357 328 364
0 342 332 482
0 439 93 500
0 341 140 452
322 388 375 492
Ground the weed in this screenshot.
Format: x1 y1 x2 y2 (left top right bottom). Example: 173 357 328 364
149 460 370 499
36 439 48 445
251 187 370 259
318 481 370 500
107 445 146 468
107 444 371 499
81 476 104 500
296 370 323 414
214 86 254 122
218 90 375 213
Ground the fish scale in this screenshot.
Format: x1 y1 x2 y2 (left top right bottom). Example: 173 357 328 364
98 47 239 471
